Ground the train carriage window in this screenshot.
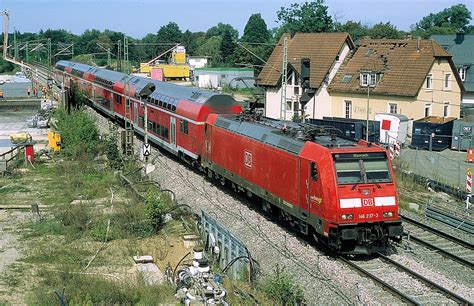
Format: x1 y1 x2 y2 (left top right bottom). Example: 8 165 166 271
333 152 391 185
114 94 121 104
310 162 318 181
180 120 189 135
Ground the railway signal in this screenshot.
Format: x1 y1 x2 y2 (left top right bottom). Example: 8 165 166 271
143 143 151 157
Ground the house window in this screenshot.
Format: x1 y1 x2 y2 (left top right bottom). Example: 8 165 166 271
370 73 377 86
345 100 352 119
287 72 293 85
443 102 450 117
426 74 433 89
424 104 432 117
294 86 300 96
360 73 368 86
444 73 451 90
286 100 292 111
389 103 397 114
458 67 466 82
360 73 377 87
294 73 299 86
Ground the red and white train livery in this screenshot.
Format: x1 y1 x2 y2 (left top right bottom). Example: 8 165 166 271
55 60 403 254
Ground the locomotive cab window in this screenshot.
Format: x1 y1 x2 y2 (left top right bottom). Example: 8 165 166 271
333 152 391 185
310 162 318 181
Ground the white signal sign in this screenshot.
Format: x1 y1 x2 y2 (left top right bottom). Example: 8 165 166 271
143 143 151 157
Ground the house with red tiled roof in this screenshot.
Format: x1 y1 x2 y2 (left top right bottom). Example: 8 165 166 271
257 33 355 120
327 39 463 120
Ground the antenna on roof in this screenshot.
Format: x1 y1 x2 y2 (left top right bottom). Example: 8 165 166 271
417 37 421 53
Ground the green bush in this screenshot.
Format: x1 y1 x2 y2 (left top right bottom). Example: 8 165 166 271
262 266 304 305
144 188 168 232
53 107 99 157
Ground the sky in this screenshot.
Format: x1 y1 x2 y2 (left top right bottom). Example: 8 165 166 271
1 0 473 38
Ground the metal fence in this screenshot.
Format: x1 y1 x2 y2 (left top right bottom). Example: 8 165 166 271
199 210 250 280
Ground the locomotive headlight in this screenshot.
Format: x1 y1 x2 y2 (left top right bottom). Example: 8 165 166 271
341 214 353 220
383 211 394 218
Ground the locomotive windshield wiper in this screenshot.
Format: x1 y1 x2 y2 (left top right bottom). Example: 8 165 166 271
351 160 368 190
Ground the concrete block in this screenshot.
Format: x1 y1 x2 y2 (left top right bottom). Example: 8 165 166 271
408 203 419 211
183 234 200 248
135 263 164 285
133 255 154 263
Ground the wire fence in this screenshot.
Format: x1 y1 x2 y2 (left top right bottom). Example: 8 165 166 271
392 134 473 193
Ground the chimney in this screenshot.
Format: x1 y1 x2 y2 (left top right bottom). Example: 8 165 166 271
455 31 465 44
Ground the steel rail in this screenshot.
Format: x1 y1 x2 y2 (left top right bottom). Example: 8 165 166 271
400 214 473 249
338 256 419 306
377 253 472 306
405 233 473 269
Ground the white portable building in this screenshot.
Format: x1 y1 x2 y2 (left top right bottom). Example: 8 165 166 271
375 113 409 144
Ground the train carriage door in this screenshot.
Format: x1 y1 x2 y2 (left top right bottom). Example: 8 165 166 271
203 123 212 166
133 101 138 124
308 161 326 233
170 117 176 150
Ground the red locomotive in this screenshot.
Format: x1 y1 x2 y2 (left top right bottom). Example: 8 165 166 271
55 60 403 254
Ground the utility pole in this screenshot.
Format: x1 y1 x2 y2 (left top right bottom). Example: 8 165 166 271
13 27 18 61
123 35 129 74
25 42 29 63
117 39 122 72
366 85 370 142
144 96 148 162
47 38 52 71
107 48 111 67
280 36 288 121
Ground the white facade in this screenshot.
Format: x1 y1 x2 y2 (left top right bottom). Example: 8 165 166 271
264 42 352 120
189 57 209 69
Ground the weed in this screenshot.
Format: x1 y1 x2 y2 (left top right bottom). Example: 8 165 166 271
262 265 304 305
0 185 30 195
23 219 65 238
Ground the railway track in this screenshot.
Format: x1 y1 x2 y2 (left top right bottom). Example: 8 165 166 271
400 214 474 269
340 253 472 305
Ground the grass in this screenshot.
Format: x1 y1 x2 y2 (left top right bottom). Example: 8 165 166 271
29 269 176 305
0 185 30 195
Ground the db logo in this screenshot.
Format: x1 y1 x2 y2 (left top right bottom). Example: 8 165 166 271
362 198 374 206
244 150 252 168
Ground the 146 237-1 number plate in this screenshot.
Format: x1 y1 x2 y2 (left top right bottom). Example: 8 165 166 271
358 213 379 219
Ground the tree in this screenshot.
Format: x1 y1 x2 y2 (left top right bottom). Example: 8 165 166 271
241 13 271 43
181 30 206 55
233 13 272 73
368 22 403 39
155 22 183 55
206 23 239 39
220 29 235 65
276 0 333 37
412 4 473 37
335 20 369 42
196 36 223 65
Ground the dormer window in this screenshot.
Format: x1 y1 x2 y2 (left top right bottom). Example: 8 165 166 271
458 67 466 82
360 72 377 87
